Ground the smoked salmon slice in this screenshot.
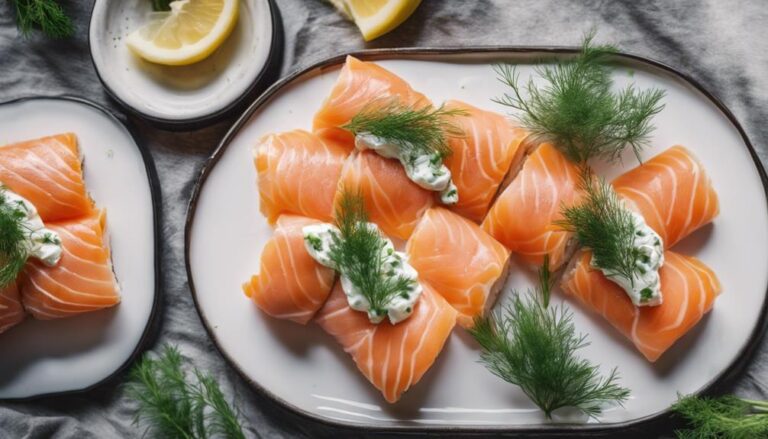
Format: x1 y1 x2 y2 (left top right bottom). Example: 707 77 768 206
0 283 24 334
613 146 719 249
0 133 93 222
242 215 337 325
561 250 721 362
315 281 457 403
482 143 582 270
21 210 120 320
406 207 510 327
313 56 431 147
334 150 434 240
255 129 348 224
443 101 529 223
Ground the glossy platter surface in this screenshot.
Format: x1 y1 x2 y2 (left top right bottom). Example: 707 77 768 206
186 49 768 432
0 97 159 399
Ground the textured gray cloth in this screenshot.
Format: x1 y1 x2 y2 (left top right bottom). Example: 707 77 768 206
0 0 767 437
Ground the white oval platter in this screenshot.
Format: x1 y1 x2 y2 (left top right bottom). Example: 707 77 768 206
185 48 768 433
0 97 159 399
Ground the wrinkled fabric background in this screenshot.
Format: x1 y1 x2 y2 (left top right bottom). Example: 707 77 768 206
0 1 767 437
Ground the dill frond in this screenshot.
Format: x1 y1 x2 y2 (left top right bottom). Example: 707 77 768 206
0 191 31 288
538 255 552 308
11 0 74 39
672 394 768 438
330 189 416 320
470 288 630 419
343 100 466 159
493 31 665 164
556 169 640 286
151 0 173 11
126 345 248 439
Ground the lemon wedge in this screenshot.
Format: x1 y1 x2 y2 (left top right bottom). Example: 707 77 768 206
330 0 422 42
126 0 239 66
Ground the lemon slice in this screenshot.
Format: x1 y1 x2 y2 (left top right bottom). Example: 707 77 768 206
330 0 422 42
126 0 239 66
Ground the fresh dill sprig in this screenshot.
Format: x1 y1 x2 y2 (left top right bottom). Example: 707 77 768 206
0 191 31 288
343 100 466 159
672 394 768 438
538 254 553 308
10 0 74 39
493 31 665 164
330 189 415 319
469 263 630 419
556 169 640 286
126 345 248 439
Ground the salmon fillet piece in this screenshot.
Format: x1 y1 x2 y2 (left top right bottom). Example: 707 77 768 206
242 215 337 325
313 56 431 147
443 100 529 223
613 146 719 248
561 250 721 362
21 210 120 320
482 143 582 270
0 283 25 334
315 281 457 403
406 207 510 327
254 129 348 224
334 150 434 240
0 133 93 222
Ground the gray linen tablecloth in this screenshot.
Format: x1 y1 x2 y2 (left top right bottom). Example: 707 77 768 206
0 1 767 437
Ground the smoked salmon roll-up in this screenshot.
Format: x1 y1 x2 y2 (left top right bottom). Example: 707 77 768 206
612 146 719 249
313 56 431 147
21 210 120 320
0 133 93 222
315 282 457 403
482 143 582 270
561 250 721 362
254 130 348 224
0 283 25 334
242 215 337 325
334 150 434 240
443 101 529 223
407 207 510 327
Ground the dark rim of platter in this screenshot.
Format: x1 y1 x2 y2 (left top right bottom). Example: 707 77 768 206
184 47 768 436
87 0 284 131
0 95 162 401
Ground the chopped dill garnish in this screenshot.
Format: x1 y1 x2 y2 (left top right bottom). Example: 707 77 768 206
10 0 74 39
343 100 466 159
0 190 31 288
672 394 768 438
330 189 415 320
126 344 248 439
556 169 640 286
493 31 665 164
469 265 630 419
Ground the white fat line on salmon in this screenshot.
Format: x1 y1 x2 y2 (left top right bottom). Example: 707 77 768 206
302 221 422 325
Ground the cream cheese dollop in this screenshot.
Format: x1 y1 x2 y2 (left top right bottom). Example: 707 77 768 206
303 222 422 324
590 210 664 306
354 133 458 205
1 187 62 267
